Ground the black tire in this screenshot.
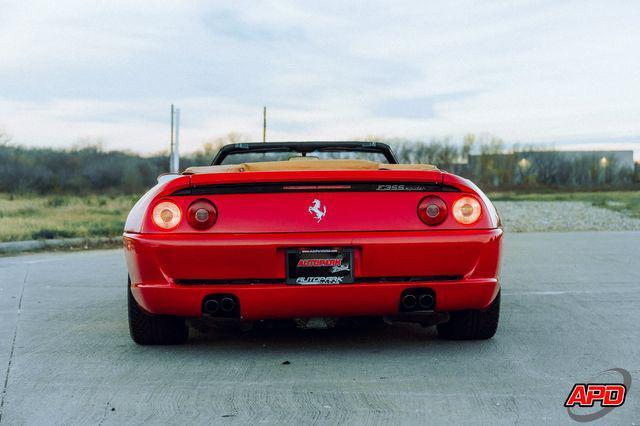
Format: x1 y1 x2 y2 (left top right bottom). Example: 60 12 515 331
128 277 188 345
437 291 500 340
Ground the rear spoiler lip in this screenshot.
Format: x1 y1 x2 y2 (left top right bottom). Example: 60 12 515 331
186 169 444 188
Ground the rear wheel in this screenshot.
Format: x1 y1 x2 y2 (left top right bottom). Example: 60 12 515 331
128 277 188 345
437 291 500 340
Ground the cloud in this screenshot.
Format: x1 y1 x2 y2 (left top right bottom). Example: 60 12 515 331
373 92 477 119
0 0 639 156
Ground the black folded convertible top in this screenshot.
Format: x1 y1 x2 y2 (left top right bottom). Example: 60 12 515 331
211 141 398 165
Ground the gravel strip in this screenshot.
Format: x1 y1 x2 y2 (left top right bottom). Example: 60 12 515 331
494 201 640 232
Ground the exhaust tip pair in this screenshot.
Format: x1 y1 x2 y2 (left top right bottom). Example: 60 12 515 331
400 289 435 312
203 294 239 317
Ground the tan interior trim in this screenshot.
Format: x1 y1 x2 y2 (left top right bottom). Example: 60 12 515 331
183 159 438 174
378 164 438 170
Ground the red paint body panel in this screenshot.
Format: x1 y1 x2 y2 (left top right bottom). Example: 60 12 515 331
131 279 499 320
124 228 502 318
124 169 503 320
141 192 493 234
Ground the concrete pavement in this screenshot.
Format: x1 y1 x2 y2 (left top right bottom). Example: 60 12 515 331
0 232 639 424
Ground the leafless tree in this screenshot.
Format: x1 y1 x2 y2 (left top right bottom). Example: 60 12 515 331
0 130 11 145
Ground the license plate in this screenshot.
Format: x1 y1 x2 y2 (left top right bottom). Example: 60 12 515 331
286 248 354 285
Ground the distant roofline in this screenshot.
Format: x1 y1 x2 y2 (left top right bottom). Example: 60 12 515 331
468 149 634 156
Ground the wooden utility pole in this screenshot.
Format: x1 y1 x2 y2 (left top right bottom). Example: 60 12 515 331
263 106 267 143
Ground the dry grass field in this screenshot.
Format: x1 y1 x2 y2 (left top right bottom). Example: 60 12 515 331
488 190 640 218
0 194 137 242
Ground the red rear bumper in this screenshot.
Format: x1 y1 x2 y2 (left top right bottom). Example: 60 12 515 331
124 229 502 319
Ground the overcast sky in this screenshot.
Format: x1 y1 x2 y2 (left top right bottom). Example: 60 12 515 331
1 0 639 157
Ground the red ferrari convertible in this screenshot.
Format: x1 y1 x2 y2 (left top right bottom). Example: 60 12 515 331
124 142 502 344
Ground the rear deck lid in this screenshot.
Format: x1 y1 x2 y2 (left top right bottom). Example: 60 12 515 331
158 169 486 233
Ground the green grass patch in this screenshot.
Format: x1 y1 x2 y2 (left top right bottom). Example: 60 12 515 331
488 190 640 218
0 194 139 242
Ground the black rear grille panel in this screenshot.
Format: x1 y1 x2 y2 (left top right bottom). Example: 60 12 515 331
172 182 459 196
174 275 462 285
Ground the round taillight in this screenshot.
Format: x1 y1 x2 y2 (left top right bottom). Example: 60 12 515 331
452 196 482 224
418 195 447 225
152 201 181 230
187 199 218 229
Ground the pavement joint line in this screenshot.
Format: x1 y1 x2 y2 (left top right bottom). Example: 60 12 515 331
0 264 29 424
503 289 640 295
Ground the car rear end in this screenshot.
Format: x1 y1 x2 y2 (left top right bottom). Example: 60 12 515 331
124 169 502 328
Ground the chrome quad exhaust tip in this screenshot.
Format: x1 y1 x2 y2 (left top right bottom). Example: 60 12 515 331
202 294 239 318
